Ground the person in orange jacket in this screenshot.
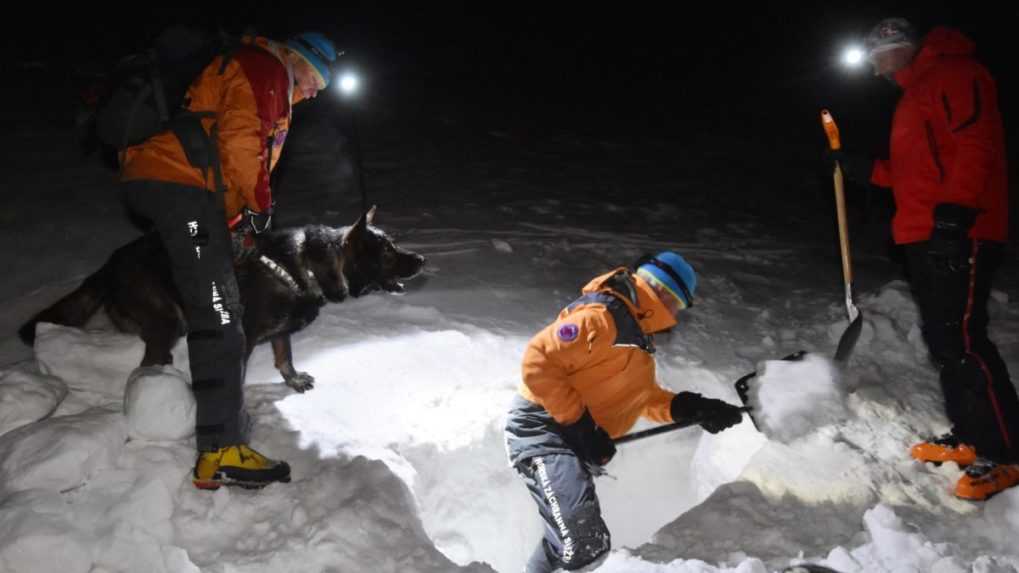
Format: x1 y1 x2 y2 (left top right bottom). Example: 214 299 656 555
505 252 746 572
119 31 337 489
850 18 1019 501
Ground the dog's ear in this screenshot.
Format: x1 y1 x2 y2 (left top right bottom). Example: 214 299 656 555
351 205 377 232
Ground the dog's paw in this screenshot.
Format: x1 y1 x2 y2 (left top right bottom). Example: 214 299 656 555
285 372 315 393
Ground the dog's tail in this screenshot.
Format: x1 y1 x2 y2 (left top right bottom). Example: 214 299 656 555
18 264 111 346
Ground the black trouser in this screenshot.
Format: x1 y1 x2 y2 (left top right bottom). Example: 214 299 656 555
123 180 247 452
904 240 1019 463
514 454 610 573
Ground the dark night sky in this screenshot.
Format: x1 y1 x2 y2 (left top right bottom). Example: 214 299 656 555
5 2 1017 152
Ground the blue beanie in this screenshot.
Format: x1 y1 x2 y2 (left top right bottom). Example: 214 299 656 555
636 251 697 309
287 32 338 88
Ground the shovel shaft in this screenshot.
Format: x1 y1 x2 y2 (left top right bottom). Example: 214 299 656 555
613 407 753 444
833 163 854 287
822 109 856 315
613 420 699 444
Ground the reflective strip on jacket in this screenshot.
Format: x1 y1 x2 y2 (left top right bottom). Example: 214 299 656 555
519 268 681 438
120 37 293 221
869 27 1008 244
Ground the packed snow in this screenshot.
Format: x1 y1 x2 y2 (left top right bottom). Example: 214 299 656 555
2 105 1018 573
746 352 850 443
124 365 196 442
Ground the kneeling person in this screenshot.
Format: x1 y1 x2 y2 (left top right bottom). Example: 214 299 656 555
505 252 746 572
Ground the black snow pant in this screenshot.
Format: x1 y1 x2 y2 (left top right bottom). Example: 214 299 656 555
904 240 1019 464
123 180 248 452
514 454 611 573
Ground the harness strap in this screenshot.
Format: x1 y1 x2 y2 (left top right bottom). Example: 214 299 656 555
566 290 654 353
257 255 301 292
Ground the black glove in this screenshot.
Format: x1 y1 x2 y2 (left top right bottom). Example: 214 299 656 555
670 391 745 434
825 150 873 185
560 410 616 466
928 203 978 272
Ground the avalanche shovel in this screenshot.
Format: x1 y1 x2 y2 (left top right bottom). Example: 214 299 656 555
821 109 863 363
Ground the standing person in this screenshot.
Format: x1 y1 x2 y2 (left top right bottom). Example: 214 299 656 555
850 17 1019 500
119 31 338 490
504 252 746 572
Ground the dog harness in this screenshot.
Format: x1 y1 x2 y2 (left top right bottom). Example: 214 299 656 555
258 255 301 292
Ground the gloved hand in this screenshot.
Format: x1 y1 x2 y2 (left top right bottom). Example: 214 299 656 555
825 150 873 185
560 410 616 466
670 391 745 434
928 203 978 272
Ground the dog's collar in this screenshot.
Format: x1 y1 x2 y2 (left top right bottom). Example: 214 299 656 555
258 255 302 292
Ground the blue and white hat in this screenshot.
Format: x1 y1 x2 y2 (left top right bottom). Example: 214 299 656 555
635 251 697 309
287 31 338 88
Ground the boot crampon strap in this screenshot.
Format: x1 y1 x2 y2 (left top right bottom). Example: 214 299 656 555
193 444 291 490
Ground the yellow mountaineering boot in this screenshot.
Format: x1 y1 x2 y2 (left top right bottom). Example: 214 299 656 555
192 444 291 490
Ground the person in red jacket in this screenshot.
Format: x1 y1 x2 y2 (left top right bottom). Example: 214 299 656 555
859 18 1019 500
120 31 337 490
505 252 746 572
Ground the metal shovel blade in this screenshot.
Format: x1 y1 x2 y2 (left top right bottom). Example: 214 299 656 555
834 310 863 363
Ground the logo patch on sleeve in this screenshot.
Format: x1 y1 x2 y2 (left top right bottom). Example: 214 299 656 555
557 323 580 342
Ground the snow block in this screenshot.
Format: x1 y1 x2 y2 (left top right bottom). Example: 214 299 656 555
124 365 195 442
34 322 145 397
0 408 126 494
34 322 187 398
0 365 67 437
749 353 849 443
863 504 946 570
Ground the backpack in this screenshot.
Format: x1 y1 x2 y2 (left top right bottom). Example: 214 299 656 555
95 26 234 151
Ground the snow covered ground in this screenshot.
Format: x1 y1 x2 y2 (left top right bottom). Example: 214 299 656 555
2 101 1018 573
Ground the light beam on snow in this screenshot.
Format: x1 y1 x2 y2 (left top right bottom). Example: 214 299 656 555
274 330 522 470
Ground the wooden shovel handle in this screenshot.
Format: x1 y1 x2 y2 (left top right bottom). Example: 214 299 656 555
821 110 853 286
833 163 853 284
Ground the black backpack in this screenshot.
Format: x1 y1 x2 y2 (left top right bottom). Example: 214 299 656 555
95 26 234 151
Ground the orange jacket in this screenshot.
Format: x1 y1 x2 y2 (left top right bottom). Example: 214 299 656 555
519 269 680 438
120 38 294 221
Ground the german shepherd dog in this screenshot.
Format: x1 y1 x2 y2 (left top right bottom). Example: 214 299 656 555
19 207 425 392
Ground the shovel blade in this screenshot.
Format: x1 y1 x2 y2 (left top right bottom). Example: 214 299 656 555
734 350 807 431
834 312 863 363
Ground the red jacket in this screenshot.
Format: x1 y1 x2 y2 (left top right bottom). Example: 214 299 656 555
870 27 1008 244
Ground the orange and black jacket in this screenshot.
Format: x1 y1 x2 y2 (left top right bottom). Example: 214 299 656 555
120 37 294 222
505 269 683 465
869 27 1008 244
